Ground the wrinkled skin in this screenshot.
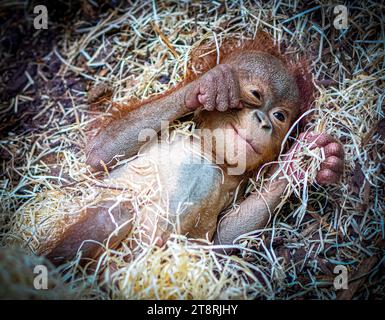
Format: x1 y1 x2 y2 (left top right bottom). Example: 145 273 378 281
47 51 344 264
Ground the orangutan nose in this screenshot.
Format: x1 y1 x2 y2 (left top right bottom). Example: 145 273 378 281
254 110 272 131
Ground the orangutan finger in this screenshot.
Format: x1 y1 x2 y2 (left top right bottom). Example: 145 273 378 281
324 142 344 159
307 133 336 149
320 155 344 173
199 72 217 111
226 66 240 109
316 168 340 185
215 67 229 112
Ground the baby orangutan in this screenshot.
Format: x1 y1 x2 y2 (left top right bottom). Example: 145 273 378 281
46 35 344 264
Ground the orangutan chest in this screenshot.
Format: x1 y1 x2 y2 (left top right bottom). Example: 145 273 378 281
168 163 222 212
107 135 233 239
159 160 226 239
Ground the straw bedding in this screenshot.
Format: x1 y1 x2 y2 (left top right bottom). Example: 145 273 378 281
0 0 384 299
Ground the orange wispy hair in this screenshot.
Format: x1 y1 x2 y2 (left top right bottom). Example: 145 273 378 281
92 31 314 130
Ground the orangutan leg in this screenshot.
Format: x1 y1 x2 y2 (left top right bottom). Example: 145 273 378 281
46 200 134 265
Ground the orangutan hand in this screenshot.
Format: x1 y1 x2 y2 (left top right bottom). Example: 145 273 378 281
184 64 242 111
306 132 344 185
285 132 344 185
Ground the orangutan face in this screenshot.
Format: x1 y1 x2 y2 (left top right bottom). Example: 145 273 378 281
197 51 300 173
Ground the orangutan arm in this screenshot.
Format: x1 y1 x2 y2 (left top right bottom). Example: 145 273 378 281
214 132 345 251
86 64 240 170
213 177 287 249
86 85 191 170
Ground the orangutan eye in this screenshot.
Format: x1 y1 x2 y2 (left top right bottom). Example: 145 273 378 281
273 112 285 122
251 90 261 101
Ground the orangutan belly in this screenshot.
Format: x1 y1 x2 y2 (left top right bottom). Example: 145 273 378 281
106 133 232 241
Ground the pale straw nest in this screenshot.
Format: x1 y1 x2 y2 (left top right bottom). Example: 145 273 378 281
0 0 383 299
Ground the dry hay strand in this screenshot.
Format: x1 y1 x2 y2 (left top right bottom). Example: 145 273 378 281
1 0 384 299
84 236 273 300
